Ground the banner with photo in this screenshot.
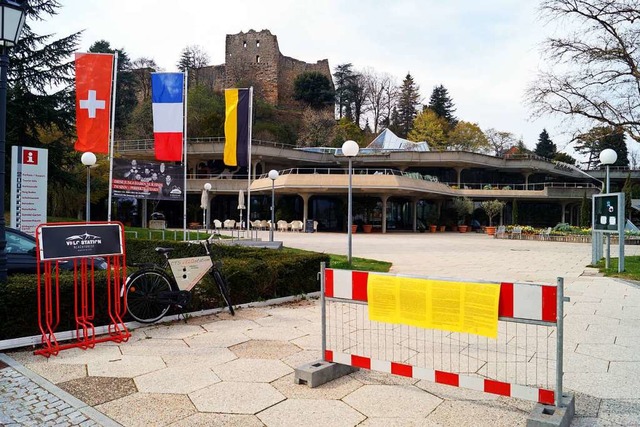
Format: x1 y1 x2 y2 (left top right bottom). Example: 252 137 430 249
112 157 184 201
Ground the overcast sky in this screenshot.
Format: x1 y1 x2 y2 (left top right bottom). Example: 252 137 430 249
32 0 594 155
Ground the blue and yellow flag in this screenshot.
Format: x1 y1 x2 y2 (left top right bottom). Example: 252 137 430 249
224 88 250 167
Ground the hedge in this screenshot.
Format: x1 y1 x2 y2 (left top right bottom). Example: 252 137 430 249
0 238 329 340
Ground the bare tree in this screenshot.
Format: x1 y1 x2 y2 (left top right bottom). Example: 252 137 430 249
177 45 210 86
380 83 399 132
527 0 640 142
630 149 639 169
131 57 158 100
298 107 336 147
362 69 395 133
484 128 517 156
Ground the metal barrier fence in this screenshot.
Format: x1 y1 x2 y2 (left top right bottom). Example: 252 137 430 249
320 264 566 407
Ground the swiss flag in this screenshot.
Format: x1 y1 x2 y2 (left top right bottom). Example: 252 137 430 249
74 53 114 154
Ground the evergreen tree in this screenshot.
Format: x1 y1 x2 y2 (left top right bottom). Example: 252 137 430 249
293 72 335 109
333 63 355 120
622 173 633 220
8 0 81 194
580 192 590 227
534 129 557 159
427 84 457 127
511 199 518 225
553 152 576 165
598 127 629 167
575 126 629 168
89 41 137 139
396 73 420 138
177 45 209 71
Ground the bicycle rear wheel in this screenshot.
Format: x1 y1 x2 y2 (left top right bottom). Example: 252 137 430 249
126 269 176 323
213 269 235 316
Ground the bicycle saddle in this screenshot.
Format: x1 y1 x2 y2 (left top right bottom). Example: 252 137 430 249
154 247 175 255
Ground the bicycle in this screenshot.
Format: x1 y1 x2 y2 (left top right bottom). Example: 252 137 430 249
124 239 235 323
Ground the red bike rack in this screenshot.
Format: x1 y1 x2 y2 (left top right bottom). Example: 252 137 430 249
34 221 130 357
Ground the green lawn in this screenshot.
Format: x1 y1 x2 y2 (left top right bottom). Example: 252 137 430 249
596 256 640 281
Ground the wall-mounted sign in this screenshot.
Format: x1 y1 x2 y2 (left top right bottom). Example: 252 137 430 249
10 146 48 236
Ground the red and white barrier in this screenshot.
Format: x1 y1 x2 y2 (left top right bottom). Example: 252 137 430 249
322 267 563 406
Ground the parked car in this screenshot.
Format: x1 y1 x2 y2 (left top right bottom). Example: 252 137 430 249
6 228 107 274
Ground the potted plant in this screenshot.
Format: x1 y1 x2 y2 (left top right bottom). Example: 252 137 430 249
480 199 506 236
426 207 439 232
452 197 473 233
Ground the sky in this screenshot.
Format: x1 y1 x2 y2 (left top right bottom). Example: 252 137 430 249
32 0 593 156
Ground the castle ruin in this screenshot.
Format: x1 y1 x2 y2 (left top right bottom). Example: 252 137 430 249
199 29 333 108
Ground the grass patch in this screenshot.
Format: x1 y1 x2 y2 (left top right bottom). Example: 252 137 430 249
123 230 392 273
278 247 391 272
122 227 223 241
328 255 391 272
596 256 640 281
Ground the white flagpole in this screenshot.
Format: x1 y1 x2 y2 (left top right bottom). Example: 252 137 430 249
246 86 253 232
182 69 188 241
107 51 119 222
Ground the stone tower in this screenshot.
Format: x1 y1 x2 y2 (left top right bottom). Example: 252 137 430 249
202 29 333 108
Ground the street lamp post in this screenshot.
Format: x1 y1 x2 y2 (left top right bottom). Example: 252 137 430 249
342 140 359 265
599 148 618 269
203 182 211 230
268 169 279 242
81 152 97 222
0 0 26 283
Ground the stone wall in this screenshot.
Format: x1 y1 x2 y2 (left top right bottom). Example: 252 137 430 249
224 30 280 104
194 29 333 108
278 55 332 109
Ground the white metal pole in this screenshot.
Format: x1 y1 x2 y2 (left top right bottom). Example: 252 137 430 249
348 158 353 264
107 51 118 222
182 69 188 241
270 179 275 242
606 165 610 268
85 165 91 222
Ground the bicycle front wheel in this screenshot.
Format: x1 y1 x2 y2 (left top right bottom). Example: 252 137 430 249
126 269 176 323
213 269 235 316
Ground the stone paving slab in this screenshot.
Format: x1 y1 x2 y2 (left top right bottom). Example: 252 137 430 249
188 381 285 414
343 384 442 418
257 398 366 427
133 364 221 394
96 393 196 427
3 232 640 426
87 355 166 378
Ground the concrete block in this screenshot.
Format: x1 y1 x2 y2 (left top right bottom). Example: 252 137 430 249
527 394 575 427
294 360 358 388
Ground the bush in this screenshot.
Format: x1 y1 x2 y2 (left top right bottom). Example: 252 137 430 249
0 239 329 340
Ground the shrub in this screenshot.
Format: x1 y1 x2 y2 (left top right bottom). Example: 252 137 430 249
0 239 329 340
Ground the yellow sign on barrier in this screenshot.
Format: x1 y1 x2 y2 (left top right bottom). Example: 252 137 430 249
367 274 500 338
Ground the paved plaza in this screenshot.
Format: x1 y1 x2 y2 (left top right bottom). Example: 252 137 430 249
1 231 640 426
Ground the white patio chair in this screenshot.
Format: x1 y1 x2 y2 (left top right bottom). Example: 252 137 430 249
540 227 552 240
511 226 522 240
213 219 222 231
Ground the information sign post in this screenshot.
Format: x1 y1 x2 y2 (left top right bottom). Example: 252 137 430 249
592 193 625 272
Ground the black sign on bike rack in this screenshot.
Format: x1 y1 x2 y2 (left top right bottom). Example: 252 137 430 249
37 223 124 261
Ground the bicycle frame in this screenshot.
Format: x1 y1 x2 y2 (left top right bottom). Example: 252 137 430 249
124 240 234 323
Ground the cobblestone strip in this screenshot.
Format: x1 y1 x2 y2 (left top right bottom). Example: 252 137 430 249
0 354 120 427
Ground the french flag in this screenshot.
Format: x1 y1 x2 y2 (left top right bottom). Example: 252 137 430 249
151 73 184 161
